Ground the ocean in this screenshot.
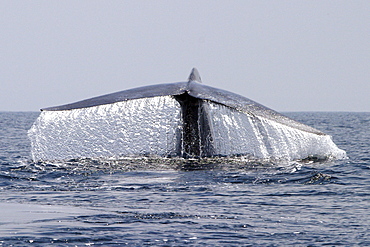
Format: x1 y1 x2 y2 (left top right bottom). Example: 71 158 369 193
0 112 369 246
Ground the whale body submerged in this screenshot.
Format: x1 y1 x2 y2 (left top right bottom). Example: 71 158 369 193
29 68 346 161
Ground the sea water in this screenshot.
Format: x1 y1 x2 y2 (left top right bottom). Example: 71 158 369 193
0 112 369 246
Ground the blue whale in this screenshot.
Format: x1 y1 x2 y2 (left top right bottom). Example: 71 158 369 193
31 68 345 161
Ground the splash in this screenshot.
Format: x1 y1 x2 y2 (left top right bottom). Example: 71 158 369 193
29 96 182 161
206 102 346 161
28 96 346 162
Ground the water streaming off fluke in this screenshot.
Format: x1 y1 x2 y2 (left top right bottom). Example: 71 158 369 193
28 68 346 162
29 96 182 161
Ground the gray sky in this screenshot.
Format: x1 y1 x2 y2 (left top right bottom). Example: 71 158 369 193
1 0 369 112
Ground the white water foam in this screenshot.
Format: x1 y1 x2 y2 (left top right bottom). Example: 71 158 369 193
206 102 347 161
29 96 182 161
29 96 346 161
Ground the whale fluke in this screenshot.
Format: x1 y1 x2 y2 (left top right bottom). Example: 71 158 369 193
29 69 346 161
188 68 202 83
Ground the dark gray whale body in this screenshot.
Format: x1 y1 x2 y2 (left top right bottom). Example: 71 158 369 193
41 68 327 159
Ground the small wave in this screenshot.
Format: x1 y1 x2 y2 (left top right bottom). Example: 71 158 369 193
15 155 333 174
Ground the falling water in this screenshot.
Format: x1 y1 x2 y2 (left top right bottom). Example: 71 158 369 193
206 102 346 161
28 96 182 161
28 96 346 161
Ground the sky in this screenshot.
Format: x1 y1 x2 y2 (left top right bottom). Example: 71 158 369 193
1 0 369 112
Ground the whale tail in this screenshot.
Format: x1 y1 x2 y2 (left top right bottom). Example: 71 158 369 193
29 68 346 161
188 68 202 83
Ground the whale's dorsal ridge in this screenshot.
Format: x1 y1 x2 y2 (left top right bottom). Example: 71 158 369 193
188 68 202 83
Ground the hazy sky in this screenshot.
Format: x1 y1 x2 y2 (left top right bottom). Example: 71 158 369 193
1 1 369 112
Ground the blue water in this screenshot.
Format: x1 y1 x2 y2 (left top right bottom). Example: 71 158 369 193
0 112 369 246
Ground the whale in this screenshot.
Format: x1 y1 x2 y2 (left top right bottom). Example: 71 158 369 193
29 68 346 161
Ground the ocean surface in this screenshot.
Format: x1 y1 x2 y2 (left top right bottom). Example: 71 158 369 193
0 112 369 246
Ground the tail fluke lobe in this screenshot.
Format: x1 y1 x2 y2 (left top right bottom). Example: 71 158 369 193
188 68 202 83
